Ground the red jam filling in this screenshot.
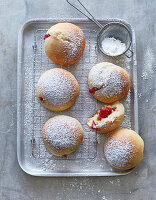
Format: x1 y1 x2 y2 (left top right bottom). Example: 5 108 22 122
91 120 99 131
44 33 51 40
89 87 100 94
97 107 117 121
63 154 67 158
39 97 45 103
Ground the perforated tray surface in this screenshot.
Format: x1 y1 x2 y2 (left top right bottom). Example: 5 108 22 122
17 19 138 176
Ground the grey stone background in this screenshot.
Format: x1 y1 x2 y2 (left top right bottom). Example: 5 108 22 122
0 0 156 199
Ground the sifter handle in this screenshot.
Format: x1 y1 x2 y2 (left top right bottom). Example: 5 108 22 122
66 0 103 29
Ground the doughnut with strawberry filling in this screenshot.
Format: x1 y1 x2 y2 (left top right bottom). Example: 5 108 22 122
88 62 130 103
87 101 124 133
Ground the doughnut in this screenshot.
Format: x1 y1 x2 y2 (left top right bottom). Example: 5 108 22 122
87 101 124 133
104 129 144 170
88 62 130 103
44 23 85 66
36 68 79 111
42 115 84 156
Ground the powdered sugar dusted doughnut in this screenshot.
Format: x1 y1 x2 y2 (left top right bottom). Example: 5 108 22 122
104 129 144 170
44 23 85 66
36 68 79 111
87 101 124 133
42 115 84 156
88 62 130 103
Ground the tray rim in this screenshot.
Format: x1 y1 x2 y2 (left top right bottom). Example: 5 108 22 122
17 18 138 177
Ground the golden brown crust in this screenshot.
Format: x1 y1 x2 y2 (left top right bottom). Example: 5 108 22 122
88 62 130 103
36 68 79 111
98 113 124 133
104 129 144 170
44 23 85 66
42 116 84 156
87 101 124 133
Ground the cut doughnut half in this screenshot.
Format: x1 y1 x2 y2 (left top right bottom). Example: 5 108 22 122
87 101 124 133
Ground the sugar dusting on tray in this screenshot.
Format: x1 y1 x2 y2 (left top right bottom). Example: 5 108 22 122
102 37 126 56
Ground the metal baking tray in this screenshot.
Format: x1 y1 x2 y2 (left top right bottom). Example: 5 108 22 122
17 19 138 176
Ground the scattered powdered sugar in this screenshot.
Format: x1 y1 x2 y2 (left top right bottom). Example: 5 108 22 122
138 93 142 99
38 69 77 105
102 196 107 200
141 47 154 80
43 116 80 149
101 37 126 56
65 42 78 60
100 70 123 98
139 47 154 103
89 63 128 98
109 180 114 184
64 27 84 60
141 71 149 80
104 137 134 168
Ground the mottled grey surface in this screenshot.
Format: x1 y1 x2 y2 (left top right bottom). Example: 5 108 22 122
0 0 156 199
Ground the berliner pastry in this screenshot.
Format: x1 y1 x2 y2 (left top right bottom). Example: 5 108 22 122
42 115 84 156
36 68 79 111
104 129 144 170
88 62 130 103
87 101 124 133
44 23 85 66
